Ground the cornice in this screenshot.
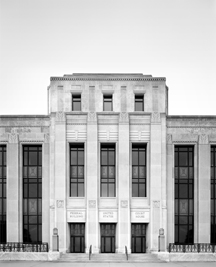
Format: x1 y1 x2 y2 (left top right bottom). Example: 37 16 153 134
50 77 166 82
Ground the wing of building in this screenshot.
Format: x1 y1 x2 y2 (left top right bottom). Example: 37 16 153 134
0 73 215 254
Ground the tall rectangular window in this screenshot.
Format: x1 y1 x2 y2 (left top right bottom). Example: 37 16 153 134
132 144 146 197
70 144 84 197
23 145 42 243
0 145 6 243
101 144 115 197
135 95 144 111
211 147 216 243
103 95 113 111
72 94 81 111
175 146 194 244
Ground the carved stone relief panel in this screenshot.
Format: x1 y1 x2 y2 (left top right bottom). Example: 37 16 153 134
151 112 160 123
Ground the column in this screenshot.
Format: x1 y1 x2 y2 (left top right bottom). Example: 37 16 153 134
54 111 67 252
118 112 130 253
150 112 162 251
7 131 19 242
198 134 210 242
42 133 50 243
86 111 98 253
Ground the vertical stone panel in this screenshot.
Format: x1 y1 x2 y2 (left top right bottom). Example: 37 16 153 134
118 117 130 253
54 113 67 252
86 113 98 252
121 87 127 112
89 86 95 112
7 137 19 242
198 137 210 242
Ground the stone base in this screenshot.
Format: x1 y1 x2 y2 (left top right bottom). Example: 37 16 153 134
0 252 61 261
153 252 216 262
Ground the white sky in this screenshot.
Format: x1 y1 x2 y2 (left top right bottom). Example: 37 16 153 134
0 0 216 116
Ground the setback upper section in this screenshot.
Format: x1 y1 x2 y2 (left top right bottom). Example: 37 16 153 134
48 73 168 114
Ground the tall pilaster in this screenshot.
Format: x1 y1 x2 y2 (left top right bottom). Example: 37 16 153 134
198 134 210 242
7 131 19 242
118 112 130 253
86 111 98 253
150 112 162 251
54 111 67 252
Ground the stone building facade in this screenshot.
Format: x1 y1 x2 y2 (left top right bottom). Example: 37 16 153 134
0 73 215 253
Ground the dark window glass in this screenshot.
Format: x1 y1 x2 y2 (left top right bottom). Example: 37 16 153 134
70 144 84 197
135 95 144 111
211 147 216 243
101 144 115 197
72 94 81 111
0 146 6 243
132 144 146 197
175 146 194 244
103 95 113 111
23 145 42 243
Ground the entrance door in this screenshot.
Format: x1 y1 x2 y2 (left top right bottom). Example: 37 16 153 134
101 224 115 253
131 224 146 253
70 223 85 253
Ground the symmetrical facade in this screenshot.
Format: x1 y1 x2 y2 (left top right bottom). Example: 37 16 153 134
0 73 216 253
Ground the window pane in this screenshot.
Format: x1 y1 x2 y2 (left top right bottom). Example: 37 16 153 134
71 184 77 197
101 151 107 165
109 151 115 165
101 184 107 197
78 184 84 197
132 184 138 197
132 151 138 165
78 151 84 165
139 150 145 165
109 184 115 197
71 151 77 165
179 152 188 166
29 152 37 165
29 184 37 198
104 102 112 111
139 184 145 197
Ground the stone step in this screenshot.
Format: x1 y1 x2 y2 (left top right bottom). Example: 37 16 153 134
58 253 163 262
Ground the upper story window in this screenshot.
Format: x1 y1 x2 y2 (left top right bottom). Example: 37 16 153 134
135 95 144 111
72 94 81 111
70 144 84 197
132 144 146 197
103 95 113 111
101 143 115 197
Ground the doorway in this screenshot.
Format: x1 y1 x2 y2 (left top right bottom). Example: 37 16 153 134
101 223 116 253
70 223 85 253
131 224 146 253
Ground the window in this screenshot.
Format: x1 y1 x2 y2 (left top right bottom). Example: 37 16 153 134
103 95 113 111
132 144 146 197
23 145 42 243
175 146 194 244
135 95 144 111
0 145 6 243
101 144 115 197
211 147 216 243
70 144 84 197
72 94 81 111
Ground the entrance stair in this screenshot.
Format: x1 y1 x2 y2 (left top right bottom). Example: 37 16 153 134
58 253 163 262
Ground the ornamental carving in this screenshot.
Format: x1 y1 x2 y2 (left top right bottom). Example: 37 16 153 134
119 112 129 123
56 111 65 122
153 200 160 208
151 112 160 123
56 200 64 208
199 134 208 145
88 112 97 122
121 200 128 208
167 134 172 144
8 130 19 143
89 200 96 208
44 133 50 143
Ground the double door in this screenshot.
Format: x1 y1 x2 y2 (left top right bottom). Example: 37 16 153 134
131 224 146 253
70 223 85 253
101 224 116 253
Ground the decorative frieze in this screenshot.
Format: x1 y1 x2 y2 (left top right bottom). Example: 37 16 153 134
153 200 160 208
44 133 50 143
151 112 160 123
119 112 129 123
56 200 64 208
167 134 172 144
56 111 65 122
89 200 96 208
199 134 209 145
8 129 19 143
121 200 128 208
88 112 97 122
